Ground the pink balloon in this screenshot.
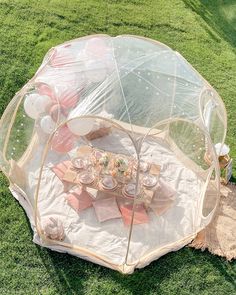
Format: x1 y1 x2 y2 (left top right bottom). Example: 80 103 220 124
56 88 79 110
51 126 76 153
49 104 67 122
50 46 75 67
36 83 55 100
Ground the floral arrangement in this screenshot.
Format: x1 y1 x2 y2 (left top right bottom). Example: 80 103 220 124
98 153 109 167
112 157 129 177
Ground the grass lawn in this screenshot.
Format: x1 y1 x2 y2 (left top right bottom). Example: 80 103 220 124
0 0 236 294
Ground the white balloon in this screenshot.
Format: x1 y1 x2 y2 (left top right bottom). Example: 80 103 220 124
85 60 107 83
35 95 51 113
215 143 230 156
24 94 41 119
40 115 56 134
67 118 94 136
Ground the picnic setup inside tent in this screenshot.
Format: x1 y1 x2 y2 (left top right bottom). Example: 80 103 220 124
0 35 227 273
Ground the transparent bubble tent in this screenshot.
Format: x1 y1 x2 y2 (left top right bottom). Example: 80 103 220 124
0 35 227 273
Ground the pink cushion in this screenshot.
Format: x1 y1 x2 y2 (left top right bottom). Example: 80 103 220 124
119 204 149 225
52 160 71 180
65 187 93 212
93 197 121 222
51 160 72 191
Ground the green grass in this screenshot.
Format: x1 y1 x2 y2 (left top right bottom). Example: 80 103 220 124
0 0 236 294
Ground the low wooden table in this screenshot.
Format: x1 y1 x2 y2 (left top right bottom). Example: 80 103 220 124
62 148 161 207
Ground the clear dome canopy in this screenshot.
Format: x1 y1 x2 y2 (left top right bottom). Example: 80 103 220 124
0 35 227 273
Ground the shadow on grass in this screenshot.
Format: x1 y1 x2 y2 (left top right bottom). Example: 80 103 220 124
35 242 236 294
183 0 236 49
208 254 236 290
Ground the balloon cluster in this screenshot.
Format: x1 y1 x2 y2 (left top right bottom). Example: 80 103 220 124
23 83 79 131
23 84 94 153
23 37 114 153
